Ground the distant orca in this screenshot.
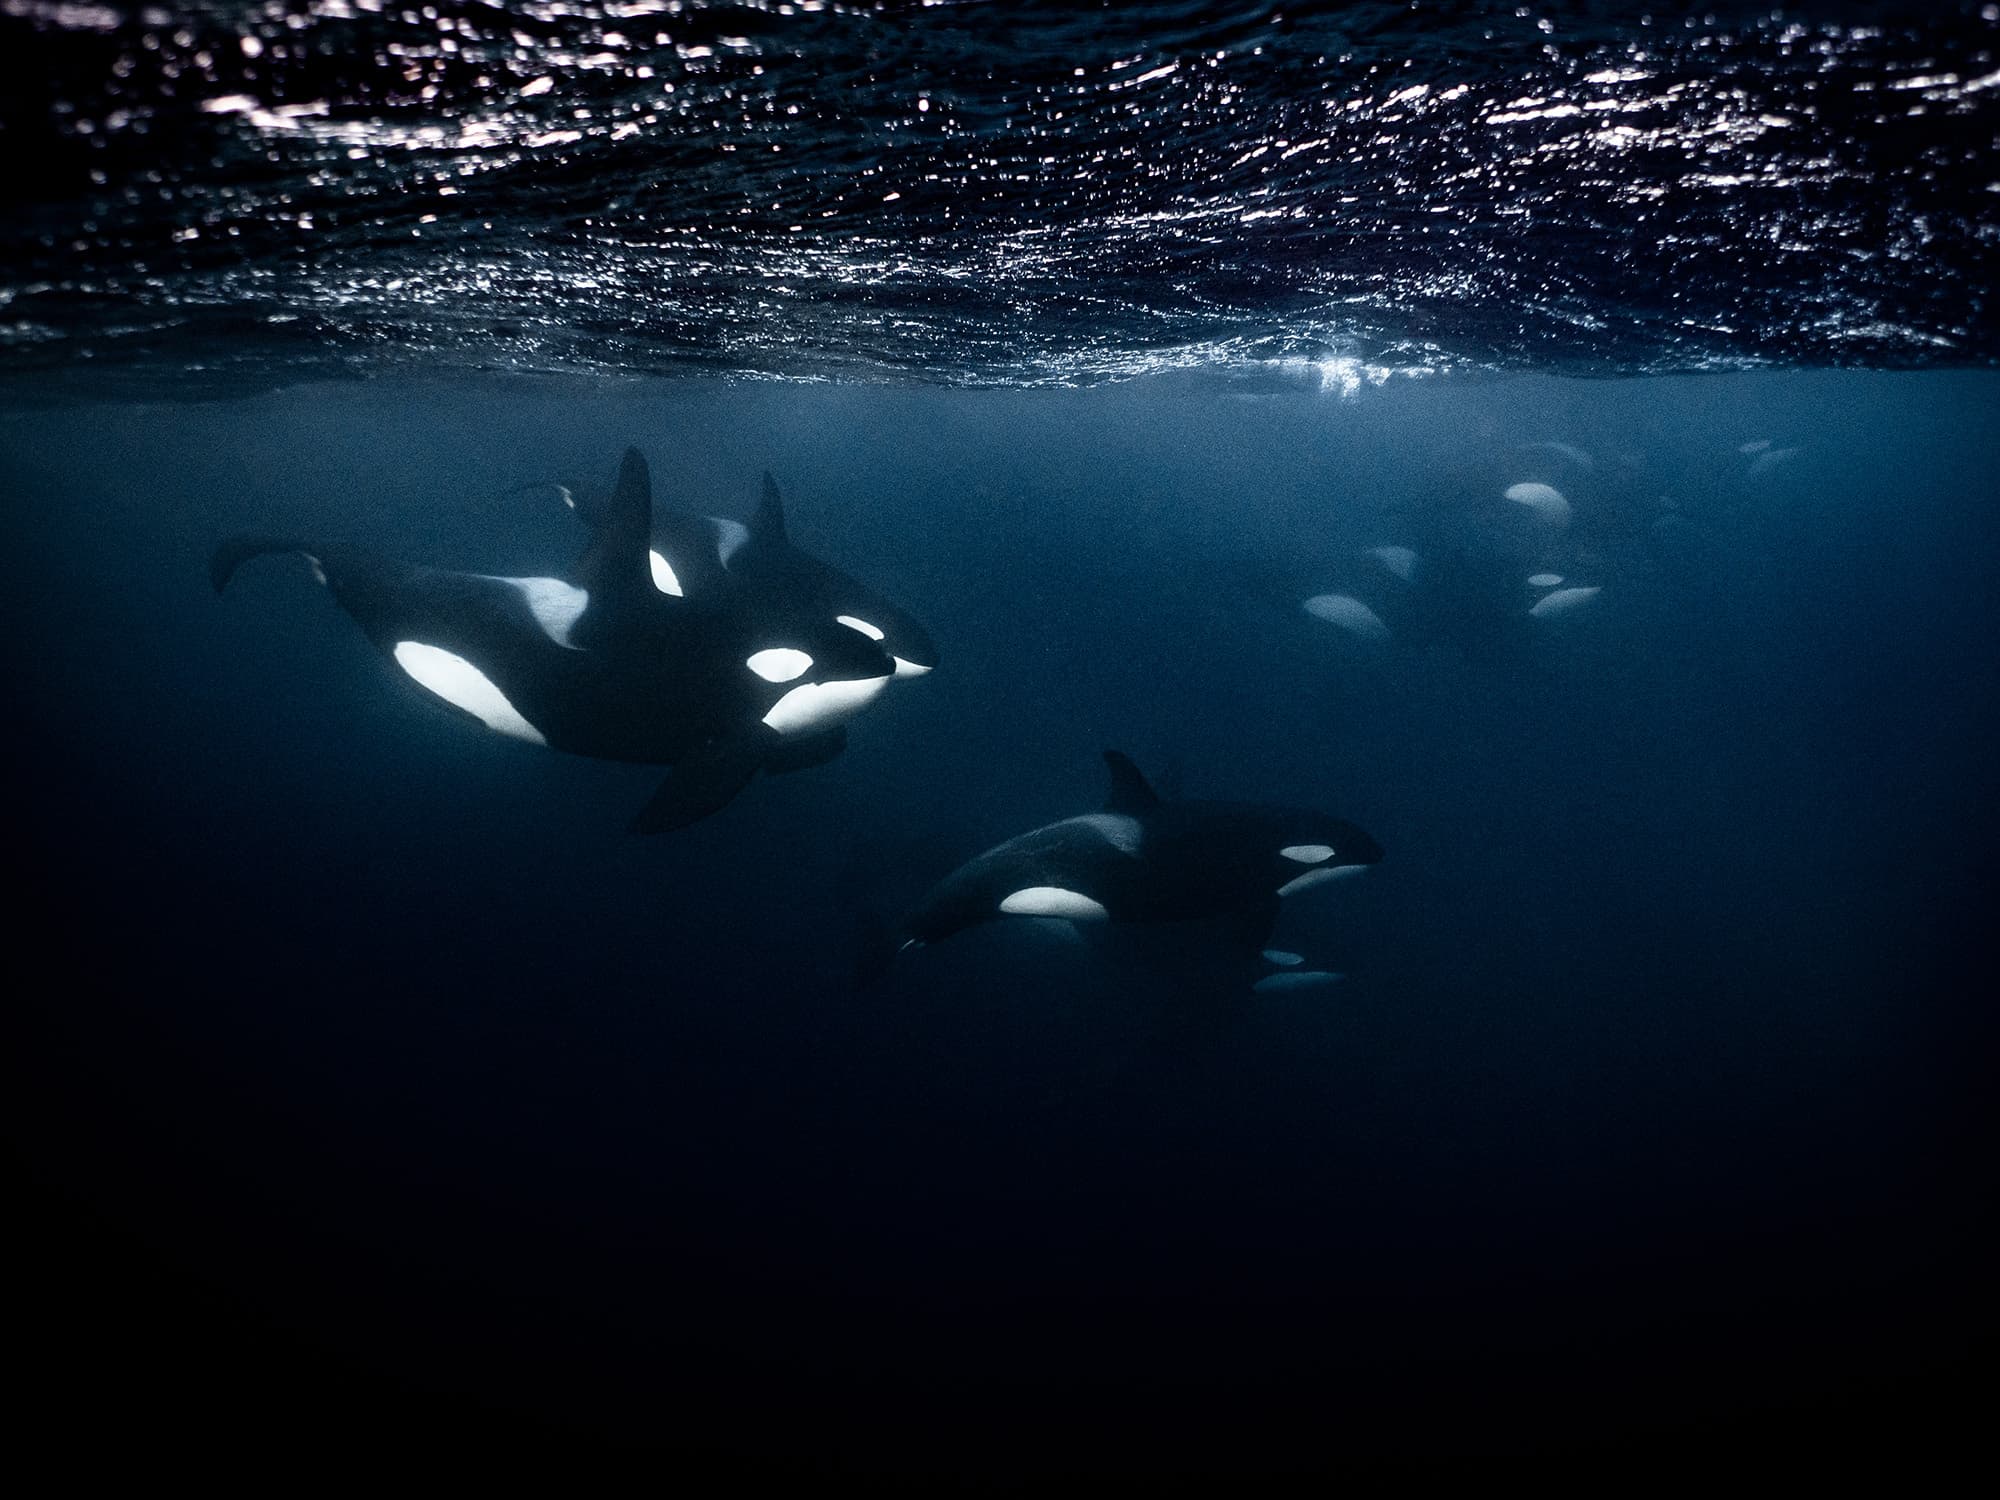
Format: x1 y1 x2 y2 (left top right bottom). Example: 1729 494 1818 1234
213 448 894 832
553 462 939 680
877 751 1382 987
1303 536 1602 656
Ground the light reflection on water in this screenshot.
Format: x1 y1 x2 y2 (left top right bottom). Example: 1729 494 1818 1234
0 1 1994 392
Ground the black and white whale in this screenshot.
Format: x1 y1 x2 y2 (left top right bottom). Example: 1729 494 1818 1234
877 751 1383 990
544 464 939 680
213 448 895 832
1300 469 1605 664
1302 543 1602 660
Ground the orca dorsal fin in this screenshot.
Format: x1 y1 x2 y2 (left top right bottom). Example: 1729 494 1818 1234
572 446 655 601
1102 750 1162 814
612 447 653 529
754 471 789 545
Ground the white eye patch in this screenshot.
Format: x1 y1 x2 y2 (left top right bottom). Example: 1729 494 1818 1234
837 614 885 641
1280 844 1335 864
746 647 813 682
648 549 684 597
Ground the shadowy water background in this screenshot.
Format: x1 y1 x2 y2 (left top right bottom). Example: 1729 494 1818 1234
4 368 1994 1478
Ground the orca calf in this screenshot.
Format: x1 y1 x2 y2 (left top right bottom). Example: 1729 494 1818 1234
213 449 895 832
551 462 939 680
877 752 1382 989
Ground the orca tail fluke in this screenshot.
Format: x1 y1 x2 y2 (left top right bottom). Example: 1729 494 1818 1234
210 536 321 594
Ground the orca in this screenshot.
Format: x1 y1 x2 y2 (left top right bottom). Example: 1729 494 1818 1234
1301 540 1603 656
213 448 895 832
554 462 939 680
877 751 1382 986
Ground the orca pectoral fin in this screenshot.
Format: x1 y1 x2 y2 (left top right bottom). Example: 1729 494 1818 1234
629 733 768 834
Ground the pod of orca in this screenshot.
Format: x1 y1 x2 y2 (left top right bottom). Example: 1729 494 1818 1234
215 448 914 832
214 437 1683 991
1299 468 1605 657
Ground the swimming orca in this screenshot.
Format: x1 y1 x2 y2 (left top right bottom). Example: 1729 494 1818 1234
554 462 939 680
1302 533 1603 659
877 751 1382 987
212 448 895 832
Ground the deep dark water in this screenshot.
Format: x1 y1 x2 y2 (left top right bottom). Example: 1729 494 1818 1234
5 369 1996 1479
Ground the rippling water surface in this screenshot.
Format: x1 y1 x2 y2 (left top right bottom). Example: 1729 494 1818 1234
3 1 1997 392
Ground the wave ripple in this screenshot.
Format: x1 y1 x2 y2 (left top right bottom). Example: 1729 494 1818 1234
2 1 1996 393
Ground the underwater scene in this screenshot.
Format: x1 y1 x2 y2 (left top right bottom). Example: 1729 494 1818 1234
4 0 1995 1483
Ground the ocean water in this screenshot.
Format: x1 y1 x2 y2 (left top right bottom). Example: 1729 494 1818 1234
4 0 1996 1483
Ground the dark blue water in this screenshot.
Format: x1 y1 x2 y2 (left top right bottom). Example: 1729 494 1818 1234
4 0 1996 1485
